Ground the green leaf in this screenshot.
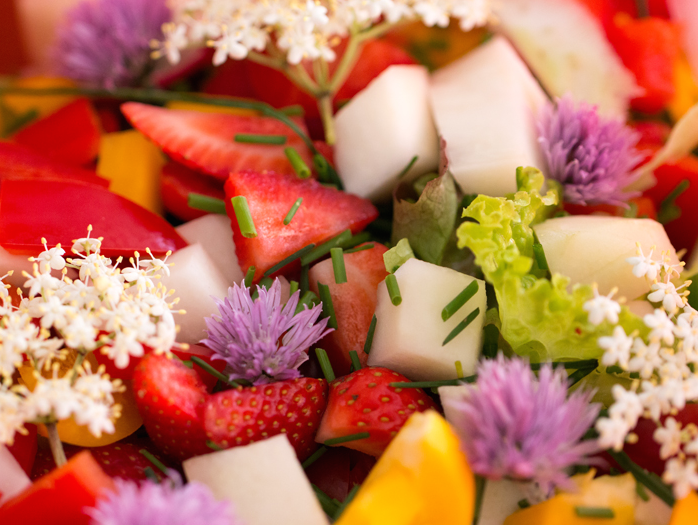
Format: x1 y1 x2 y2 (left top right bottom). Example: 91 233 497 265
383 238 415 273
392 171 458 265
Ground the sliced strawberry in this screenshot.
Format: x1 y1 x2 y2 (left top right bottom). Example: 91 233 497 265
305 447 376 501
224 170 378 277
12 98 101 166
315 367 437 457
309 243 388 376
121 102 315 180
161 161 225 222
132 353 210 461
204 377 328 461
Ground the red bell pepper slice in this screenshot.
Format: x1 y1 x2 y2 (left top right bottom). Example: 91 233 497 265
0 179 187 257
161 161 225 222
0 451 115 525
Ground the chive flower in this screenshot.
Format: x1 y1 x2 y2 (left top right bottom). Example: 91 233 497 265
538 95 642 206
202 279 332 385
442 355 600 492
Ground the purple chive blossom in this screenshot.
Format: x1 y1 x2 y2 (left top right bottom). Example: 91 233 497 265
53 0 171 89
86 472 239 525
202 279 332 385
442 355 600 493
538 95 643 206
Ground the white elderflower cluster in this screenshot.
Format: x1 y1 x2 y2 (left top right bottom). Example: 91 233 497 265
0 227 180 445
155 0 492 66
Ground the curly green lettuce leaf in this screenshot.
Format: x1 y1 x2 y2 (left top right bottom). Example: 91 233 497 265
456 167 645 361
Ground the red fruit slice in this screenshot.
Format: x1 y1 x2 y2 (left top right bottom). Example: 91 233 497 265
12 98 101 166
204 377 328 461
309 243 388 376
121 102 314 180
161 161 225 222
7 424 37 477
0 179 187 257
224 170 378 277
305 447 376 501
315 367 436 457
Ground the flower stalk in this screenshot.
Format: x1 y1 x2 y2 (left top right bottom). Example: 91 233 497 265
46 422 67 467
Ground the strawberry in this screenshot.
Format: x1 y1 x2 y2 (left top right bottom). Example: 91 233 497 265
160 161 225 222
121 102 315 180
315 367 437 457
224 170 378 277
204 377 328 461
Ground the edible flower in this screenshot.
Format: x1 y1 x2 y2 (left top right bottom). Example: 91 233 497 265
202 279 332 385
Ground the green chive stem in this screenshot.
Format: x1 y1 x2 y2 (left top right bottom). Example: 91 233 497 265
334 484 361 520
283 198 303 225
206 440 224 451
234 133 287 145
187 193 226 214
389 377 476 389
315 348 336 382
397 155 419 179
302 446 327 469
574 507 615 519
363 315 377 355
312 485 340 516
385 274 402 306
533 243 549 271
313 153 330 181
289 280 299 296
190 356 240 388
344 243 374 254
317 283 338 329
300 264 310 294
482 324 499 359
244 266 256 287
443 308 480 346
530 359 599 371
441 281 479 321
143 466 160 483
231 196 257 238
330 248 347 284
285 147 312 179
263 243 316 278
280 104 304 117
300 229 352 266
349 350 362 371
139 449 169 475
607 450 675 506
295 290 318 314
341 232 372 251
324 432 371 446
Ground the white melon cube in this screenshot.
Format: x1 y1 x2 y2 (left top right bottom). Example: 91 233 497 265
368 258 486 380
160 243 230 345
334 65 439 201
494 0 638 119
429 36 547 197
176 214 243 286
183 434 328 525
635 490 672 525
533 216 679 301
0 445 31 506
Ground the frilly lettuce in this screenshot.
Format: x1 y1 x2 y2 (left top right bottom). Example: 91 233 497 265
456 167 645 361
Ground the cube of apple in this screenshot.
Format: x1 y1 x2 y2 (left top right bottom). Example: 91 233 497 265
367 258 486 380
429 36 547 197
175 214 243 286
159 243 230 345
0 445 31 506
183 434 328 525
533 216 679 301
334 65 439 202
635 490 672 525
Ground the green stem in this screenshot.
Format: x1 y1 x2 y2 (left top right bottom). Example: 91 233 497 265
70 351 86 385
318 95 336 145
246 50 285 70
46 422 67 467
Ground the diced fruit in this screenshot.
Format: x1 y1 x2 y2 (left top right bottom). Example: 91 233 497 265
533 215 678 301
0 77 77 120
476 480 528 525
160 161 225 222
315 367 436 457
96 129 165 213
0 451 115 525
334 65 439 201
203 377 328 461
176 214 244 286
429 37 546 197
0 179 187 257
336 411 475 525
309 243 388 376
0 445 31 506
224 170 378 277
305 447 376 502
635 490 672 525
503 471 636 525
121 102 315 180
6 424 37 476
184 434 329 525
12 98 101 166
669 491 698 525
368 258 487 381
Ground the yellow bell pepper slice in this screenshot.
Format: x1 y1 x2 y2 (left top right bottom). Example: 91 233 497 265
669 56 698 121
669 491 698 525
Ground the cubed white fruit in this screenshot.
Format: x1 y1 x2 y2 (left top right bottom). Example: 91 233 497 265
635 490 672 525
0 445 31 506
368 258 486 380
494 0 638 119
533 216 679 301
334 65 439 201
429 36 547 197
176 214 243 286
160 243 230 345
183 434 328 525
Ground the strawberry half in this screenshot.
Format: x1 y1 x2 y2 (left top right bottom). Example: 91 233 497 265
224 170 378 277
315 367 437 457
204 377 328 461
121 102 315 180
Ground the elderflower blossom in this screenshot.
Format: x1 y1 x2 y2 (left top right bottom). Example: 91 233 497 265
155 0 492 67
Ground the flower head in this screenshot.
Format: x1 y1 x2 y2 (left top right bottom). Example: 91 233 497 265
443 355 600 492
202 279 332 385
53 0 171 88
538 95 642 206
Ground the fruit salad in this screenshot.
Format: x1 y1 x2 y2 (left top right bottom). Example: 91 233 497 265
1 0 698 524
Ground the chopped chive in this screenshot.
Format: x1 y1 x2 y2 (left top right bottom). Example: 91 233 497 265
317 282 338 329
636 481 650 502
312 484 339 516
658 179 690 224
302 446 327 469
349 350 362 371
280 104 304 117
385 274 402 306
181 359 193 369
313 154 330 182
234 133 287 145
139 449 169 475
188 193 226 214
190 356 240 388
455 360 464 378
263 243 316 278
607 450 675 506
390 377 476 389
532 243 549 271
143 466 159 483
231 196 257 238
443 308 481 346
441 281 479 321
517 499 531 510
324 432 371 446
334 483 361 520
530 359 599 370
300 229 352 266
341 232 372 251
244 266 256 287
295 290 318 314
285 147 311 178
482 324 499 359
363 315 377 355
397 155 419 179
321 183 338 190
283 198 303 225
344 243 374 254
252 277 273 299
206 440 224 451
315 348 335 382
567 366 597 387
289 280 299 296
574 507 615 519
300 264 309 294
330 248 347 284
